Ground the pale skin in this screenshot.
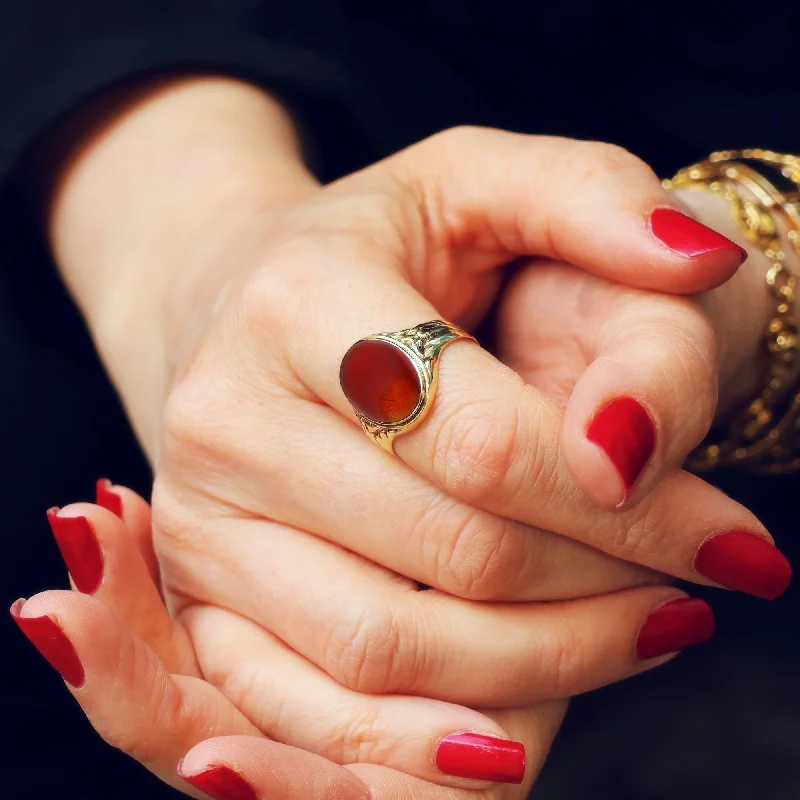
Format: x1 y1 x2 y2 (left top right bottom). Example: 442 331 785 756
14 75 794 797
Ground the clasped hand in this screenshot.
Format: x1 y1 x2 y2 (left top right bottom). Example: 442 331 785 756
14 79 791 800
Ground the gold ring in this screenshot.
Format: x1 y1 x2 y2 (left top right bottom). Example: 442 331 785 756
339 319 475 452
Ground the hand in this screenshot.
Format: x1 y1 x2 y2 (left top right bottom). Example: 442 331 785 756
30 484 711 791
48 76 788 731
12 489 570 796
34 78 792 794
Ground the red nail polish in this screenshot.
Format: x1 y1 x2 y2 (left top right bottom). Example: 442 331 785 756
47 509 104 595
10 599 85 687
178 763 258 800
435 732 526 784
96 478 123 518
636 598 715 660
649 208 747 261
586 397 655 499
695 531 792 600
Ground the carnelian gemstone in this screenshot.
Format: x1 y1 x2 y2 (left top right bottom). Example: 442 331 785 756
340 339 422 424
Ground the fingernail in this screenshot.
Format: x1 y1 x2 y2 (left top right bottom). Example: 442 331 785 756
47 509 104 595
96 478 123 518
636 598 715 660
695 531 792 600
435 732 526 784
649 208 747 261
178 762 258 800
10 599 85 687
586 397 655 500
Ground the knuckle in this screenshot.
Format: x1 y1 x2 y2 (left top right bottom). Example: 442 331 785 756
235 258 312 343
98 721 162 765
427 124 488 155
423 503 527 599
430 394 520 504
95 659 182 765
562 141 655 200
235 238 343 346
160 373 244 479
603 494 677 564
536 620 588 698
152 491 214 583
160 376 216 458
327 704 391 764
236 268 286 337
573 140 649 180
325 602 407 694
210 658 264 716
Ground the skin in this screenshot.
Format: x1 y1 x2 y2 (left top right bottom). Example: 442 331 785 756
23 74 792 796
13 492 679 798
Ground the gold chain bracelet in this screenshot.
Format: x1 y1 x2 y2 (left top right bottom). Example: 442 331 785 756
665 151 800 474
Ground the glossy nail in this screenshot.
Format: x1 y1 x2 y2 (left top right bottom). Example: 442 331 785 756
178 762 258 800
47 509 103 595
636 598 715 660
649 208 747 261
435 732 526 784
10 599 85 687
695 531 792 600
586 397 655 500
96 478 123 518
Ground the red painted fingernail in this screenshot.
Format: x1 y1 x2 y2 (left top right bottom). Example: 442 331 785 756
636 598 715 660
178 762 258 800
649 208 747 261
435 732 526 784
586 397 655 500
96 478 123 518
695 531 792 600
10 599 85 687
47 509 104 595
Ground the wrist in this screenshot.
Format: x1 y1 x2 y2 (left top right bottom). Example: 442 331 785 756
48 76 319 456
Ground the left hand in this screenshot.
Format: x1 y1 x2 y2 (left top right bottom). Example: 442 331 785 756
13 489 573 797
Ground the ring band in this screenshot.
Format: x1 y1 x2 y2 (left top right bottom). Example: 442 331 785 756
339 319 476 452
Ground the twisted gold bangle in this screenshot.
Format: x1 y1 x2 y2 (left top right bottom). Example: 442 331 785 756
665 152 800 474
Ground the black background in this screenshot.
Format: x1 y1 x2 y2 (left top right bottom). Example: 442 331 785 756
3 1 800 797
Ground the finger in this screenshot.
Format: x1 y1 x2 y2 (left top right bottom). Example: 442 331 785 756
185 605 527 788
178 702 565 800
96 478 160 585
10 592 261 794
259 244 787 598
179 736 372 800
384 128 746 293
171 391 664 601
193 145 783 597
46 503 196 674
484 702 568 790
175 515 715 705
499 260 721 508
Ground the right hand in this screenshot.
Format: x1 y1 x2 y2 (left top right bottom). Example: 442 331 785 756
139 130 783 626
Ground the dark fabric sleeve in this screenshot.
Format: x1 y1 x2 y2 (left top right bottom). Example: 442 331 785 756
0 0 400 358
0 0 399 183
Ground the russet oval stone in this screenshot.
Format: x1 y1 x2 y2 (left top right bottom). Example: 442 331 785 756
340 339 422 424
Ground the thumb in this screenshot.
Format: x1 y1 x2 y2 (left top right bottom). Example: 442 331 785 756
382 128 745 293
500 260 718 509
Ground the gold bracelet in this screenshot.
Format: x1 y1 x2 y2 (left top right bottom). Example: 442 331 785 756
665 152 800 474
